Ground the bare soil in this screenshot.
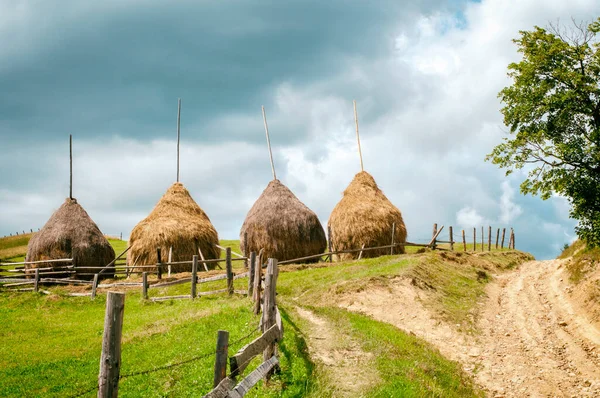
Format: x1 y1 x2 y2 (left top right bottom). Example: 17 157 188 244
338 259 600 397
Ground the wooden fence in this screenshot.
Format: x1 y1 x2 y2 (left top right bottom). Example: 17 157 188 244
94 257 282 397
430 223 516 251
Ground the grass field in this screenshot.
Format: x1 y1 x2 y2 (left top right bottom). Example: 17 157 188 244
0 230 533 397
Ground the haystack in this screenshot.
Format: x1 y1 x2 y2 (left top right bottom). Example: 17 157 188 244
25 198 116 280
240 179 327 263
127 182 220 273
328 171 407 260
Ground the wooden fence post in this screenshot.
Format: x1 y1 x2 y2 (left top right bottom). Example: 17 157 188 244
501 228 506 249
226 248 233 296
253 251 263 315
213 330 229 388
191 255 198 299
462 229 466 252
512 229 515 249
156 248 162 280
98 291 125 398
262 258 279 382
328 226 333 263
481 226 484 252
473 227 476 251
142 272 148 300
91 274 99 300
390 222 396 255
167 247 173 278
488 226 492 251
496 228 500 249
449 226 454 251
34 268 39 293
248 251 256 297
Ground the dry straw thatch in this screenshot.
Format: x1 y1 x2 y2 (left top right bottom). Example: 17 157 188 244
328 171 407 260
25 198 116 279
127 183 220 272
240 179 327 263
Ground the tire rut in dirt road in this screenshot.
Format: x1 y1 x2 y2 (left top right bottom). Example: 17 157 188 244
460 259 600 397
336 260 600 397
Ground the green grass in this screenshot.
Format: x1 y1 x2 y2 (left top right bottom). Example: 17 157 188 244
1 239 533 397
313 307 482 397
559 240 600 283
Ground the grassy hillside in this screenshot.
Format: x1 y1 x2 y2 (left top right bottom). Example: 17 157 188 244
559 240 600 283
0 243 532 397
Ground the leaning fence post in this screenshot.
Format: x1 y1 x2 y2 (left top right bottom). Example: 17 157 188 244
98 291 125 398
262 258 279 382
462 229 466 252
501 228 506 249
34 268 40 293
226 248 233 295
91 274 99 300
390 222 396 255
191 255 198 299
156 248 162 280
449 226 454 251
213 330 229 388
142 272 148 300
248 251 256 297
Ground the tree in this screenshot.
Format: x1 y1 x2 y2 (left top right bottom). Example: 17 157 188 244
487 18 600 245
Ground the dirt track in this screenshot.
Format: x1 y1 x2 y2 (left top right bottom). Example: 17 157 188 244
338 259 600 397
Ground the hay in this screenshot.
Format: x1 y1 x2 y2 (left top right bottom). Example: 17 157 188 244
240 179 327 263
25 198 116 280
328 171 407 260
127 183 220 273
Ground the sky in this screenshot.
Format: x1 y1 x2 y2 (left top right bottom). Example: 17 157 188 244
1 0 599 260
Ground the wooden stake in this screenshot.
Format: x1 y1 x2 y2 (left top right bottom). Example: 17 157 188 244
253 250 263 315
142 272 148 300
248 251 256 296
167 247 173 277
262 106 276 180
328 226 333 263
358 243 365 260
213 330 229 388
501 228 506 249
191 255 198 299
69 134 73 199
176 98 181 183
496 228 500 249
512 229 515 249
432 223 438 250
449 226 454 251
91 274 99 300
34 269 39 293
262 258 279 382
226 248 233 296
98 292 125 397
488 226 492 251
353 100 364 172
462 229 466 252
481 226 484 252
156 248 162 280
473 227 476 251
390 223 396 255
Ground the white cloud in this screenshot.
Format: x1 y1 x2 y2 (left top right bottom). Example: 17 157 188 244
499 181 523 223
456 207 487 228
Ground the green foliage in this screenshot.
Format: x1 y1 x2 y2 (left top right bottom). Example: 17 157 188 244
486 18 600 246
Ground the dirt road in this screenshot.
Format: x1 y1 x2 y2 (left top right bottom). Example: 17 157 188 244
338 259 600 397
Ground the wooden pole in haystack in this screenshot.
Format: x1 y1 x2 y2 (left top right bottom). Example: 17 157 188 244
176 98 181 183
262 106 277 180
69 134 73 199
353 100 364 172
